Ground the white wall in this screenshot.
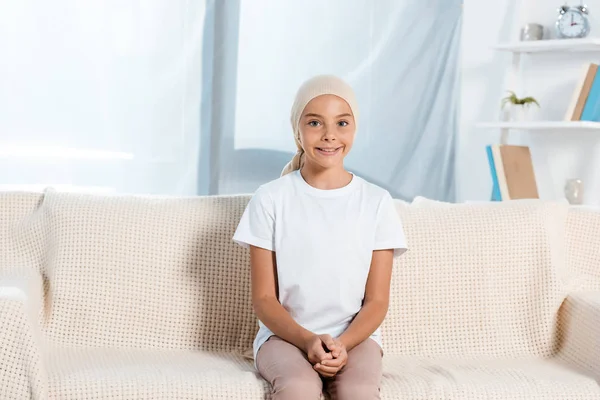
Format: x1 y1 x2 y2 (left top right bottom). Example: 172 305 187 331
459 0 600 205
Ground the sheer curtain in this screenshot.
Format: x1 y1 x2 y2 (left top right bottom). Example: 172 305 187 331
0 1 205 195
211 0 462 201
0 1 461 201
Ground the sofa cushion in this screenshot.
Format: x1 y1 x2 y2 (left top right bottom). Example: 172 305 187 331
45 348 600 400
46 348 268 400
380 356 600 399
37 190 256 353
381 199 569 359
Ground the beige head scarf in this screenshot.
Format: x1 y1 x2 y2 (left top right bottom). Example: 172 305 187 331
280 75 359 176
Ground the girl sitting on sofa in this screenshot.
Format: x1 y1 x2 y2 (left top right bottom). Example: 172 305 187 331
233 75 407 400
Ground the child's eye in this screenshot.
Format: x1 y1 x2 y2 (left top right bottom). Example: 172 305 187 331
308 120 321 127
338 120 349 127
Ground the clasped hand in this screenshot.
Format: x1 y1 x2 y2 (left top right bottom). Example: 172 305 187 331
304 334 348 378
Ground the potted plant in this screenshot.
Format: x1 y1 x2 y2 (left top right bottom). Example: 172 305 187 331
501 91 540 121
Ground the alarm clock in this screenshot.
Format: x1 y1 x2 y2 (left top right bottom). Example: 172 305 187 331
556 4 591 38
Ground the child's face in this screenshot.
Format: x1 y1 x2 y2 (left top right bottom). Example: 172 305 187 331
298 94 356 171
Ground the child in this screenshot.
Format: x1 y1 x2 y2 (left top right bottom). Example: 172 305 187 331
233 75 407 400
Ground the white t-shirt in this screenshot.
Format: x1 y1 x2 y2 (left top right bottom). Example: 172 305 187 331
232 169 407 361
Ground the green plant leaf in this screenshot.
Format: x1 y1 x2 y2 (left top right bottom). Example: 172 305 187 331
500 90 539 108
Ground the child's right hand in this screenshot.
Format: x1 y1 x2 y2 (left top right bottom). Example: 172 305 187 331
304 334 336 365
314 339 347 378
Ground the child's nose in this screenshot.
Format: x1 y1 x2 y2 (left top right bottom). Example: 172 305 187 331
322 129 336 140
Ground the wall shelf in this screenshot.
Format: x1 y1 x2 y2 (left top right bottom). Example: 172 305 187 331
493 38 600 53
475 121 600 130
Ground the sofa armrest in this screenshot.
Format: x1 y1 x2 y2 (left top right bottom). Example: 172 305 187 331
0 267 49 400
556 291 600 382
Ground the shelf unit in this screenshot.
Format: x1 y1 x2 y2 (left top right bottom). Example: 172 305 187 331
476 121 600 131
480 38 600 144
492 38 600 53
477 30 600 205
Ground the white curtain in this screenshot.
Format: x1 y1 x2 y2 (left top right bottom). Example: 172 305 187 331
207 0 462 201
0 1 205 194
0 1 461 201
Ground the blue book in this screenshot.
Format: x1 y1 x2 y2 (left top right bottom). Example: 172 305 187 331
581 71 600 121
486 145 502 201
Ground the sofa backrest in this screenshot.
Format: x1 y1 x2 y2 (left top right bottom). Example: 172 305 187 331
0 192 44 273
566 207 600 291
4 191 590 360
380 199 570 359
17 190 257 353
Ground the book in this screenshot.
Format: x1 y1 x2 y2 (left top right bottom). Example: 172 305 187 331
485 145 539 200
491 145 510 200
486 145 502 201
581 67 600 121
564 63 597 121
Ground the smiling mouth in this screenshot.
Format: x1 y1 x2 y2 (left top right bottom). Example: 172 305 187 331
316 147 342 156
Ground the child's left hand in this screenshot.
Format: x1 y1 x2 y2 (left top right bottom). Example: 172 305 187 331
313 339 348 378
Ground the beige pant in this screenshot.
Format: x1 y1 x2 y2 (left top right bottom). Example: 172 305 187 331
256 336 382 400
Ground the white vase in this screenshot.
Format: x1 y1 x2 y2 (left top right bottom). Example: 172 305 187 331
564 179 584 205
510 106 529 121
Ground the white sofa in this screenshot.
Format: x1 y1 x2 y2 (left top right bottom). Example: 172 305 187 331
0 189 599 400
